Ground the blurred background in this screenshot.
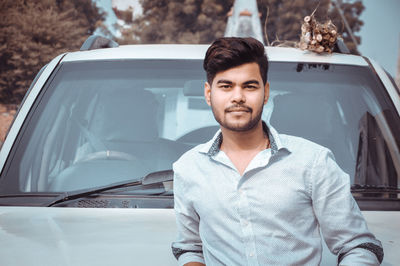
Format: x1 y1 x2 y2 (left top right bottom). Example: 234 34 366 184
0 0 399 144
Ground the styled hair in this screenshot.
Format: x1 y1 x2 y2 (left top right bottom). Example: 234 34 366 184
203 37 269 85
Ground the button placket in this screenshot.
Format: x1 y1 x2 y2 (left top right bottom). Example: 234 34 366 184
237 185 259 265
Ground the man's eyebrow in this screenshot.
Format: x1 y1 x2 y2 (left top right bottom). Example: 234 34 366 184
243 80 260 85
216 79 233 84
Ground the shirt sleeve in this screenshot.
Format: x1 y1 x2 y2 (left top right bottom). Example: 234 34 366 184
310 148 383 265
171 165 205 266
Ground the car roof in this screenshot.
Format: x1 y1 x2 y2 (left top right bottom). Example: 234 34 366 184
62 44 368 66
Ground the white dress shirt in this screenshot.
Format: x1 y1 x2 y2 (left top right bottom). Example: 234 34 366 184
172 122 383 265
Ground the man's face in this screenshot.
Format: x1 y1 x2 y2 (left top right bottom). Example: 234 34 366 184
204 62 269 132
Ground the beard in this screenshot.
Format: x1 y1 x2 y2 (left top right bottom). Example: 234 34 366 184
211 101 264 132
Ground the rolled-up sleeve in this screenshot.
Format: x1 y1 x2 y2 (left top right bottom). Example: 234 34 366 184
171 166 205 265
311 149 383 265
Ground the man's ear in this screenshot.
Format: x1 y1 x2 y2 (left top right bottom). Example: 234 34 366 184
264 82 270 105
204 82 211 106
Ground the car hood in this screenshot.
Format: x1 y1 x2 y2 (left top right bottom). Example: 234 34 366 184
0 207 398 265
0 207 177 266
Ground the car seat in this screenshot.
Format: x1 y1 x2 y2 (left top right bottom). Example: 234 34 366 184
270 93 352 175
88 87 189 170
90 88 159 145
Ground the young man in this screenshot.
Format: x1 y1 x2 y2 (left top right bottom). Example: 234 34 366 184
171 37 383 265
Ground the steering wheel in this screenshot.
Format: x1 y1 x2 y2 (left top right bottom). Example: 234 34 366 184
75 150 136 164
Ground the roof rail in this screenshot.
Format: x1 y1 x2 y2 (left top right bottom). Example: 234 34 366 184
80 35 119 51
333 37 350 54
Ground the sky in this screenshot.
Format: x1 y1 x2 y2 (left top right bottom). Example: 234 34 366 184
95 0 400 77
94 0 141 37
94 0 118 36
358 0 400 77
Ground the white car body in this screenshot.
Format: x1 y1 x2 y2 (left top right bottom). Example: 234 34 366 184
0 44 399 265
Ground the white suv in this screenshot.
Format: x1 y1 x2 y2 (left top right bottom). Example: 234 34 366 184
0 36 399 265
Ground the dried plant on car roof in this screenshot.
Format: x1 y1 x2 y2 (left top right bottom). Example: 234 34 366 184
298 9 339 54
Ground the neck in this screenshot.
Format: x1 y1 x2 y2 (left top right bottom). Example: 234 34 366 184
220 121 268 152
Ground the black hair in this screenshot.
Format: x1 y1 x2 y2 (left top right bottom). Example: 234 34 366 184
203 37 269 85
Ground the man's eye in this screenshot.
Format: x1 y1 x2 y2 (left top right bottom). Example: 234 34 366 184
219 84 231 89
245 85 257 89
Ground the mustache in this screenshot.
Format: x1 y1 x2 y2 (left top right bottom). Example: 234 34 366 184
225 104 252 113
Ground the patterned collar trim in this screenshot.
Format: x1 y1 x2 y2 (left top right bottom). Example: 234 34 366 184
207 133 223 156
205 121 281 157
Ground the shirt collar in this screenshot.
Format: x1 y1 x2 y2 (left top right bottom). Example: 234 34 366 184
199 121 289 157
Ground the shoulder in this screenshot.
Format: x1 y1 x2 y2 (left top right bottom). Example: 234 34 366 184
279 133 331 158
278 133 341 176
279 134 350 196
172 142 212 191
173 142 209 172
281 134 348 179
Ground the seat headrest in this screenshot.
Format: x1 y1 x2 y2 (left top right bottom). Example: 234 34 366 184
270 93 335 139
90 89 159 142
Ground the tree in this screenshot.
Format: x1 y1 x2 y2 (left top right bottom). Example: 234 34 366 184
113 6 141 45
127 0 363 54
0 0 105 104
132 0 234 44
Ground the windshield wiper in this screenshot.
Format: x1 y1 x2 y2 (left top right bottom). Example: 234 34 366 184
46 170 173 207
351 184 400 194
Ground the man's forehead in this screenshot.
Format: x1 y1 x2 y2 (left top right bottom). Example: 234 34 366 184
212 63 263 82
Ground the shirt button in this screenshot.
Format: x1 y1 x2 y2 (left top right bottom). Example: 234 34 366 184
249 253 254 257
243 220 249 226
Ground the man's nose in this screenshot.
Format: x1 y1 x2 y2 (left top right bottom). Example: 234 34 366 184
231 86 245 103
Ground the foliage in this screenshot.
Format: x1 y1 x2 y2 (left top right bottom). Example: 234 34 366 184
131 0 234 44
125 0 363 54
114 7 141 45
0 0 105 104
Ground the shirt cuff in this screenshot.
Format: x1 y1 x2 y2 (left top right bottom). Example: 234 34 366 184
178 252 205 266
339 247 381 266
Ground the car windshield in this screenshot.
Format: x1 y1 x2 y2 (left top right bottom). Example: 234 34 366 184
1 59 399 197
